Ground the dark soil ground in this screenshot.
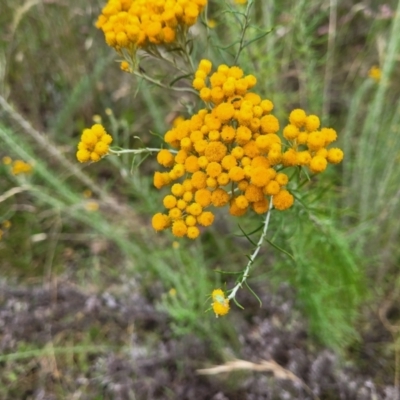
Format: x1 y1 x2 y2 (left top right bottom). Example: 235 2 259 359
0 280 398 400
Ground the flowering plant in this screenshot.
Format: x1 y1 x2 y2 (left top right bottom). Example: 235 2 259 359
78 0 344 317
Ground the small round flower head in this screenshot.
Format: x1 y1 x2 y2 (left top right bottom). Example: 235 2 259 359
215 102 235 122
152 213 170 231
305 115 320 132
307 131 326 151
296 151 312 166
283 124 299 140
260 99 274 114
309 156 328 173
188 202 203 216
245 184 263 203
169 207 182 220
229 200 248 216
275 172 289 186
120 61 130 72
157 149 175 167
253 198 269 214
211 188 230 207
273 190 294 211
191 171 207 189
195 189 212 207
198 211 214 226
282 149 297 167
187 226 200 239
260 115 279 134
228 66 244 79
171 183 185 197
211 289 230 317
76 149 91 163
198 59 212 74
172 220 188 237
327 148 344 164
235 195 249 209
264 180 280 196
204 141 227 162
289 109 307 128
200 87 212 102
163 195 177 209
321 127 338 145
90 152 101 162
193 77 206 90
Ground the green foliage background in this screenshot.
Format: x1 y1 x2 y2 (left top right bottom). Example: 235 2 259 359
1 0 400 396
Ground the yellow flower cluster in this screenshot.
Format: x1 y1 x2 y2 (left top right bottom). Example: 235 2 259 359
11 160 33 175
152 60 343 238
281 109 344 174
211 289 230 317
76 124 113 163
96 0 207 54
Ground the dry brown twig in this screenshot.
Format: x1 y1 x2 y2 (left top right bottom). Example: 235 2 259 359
378 288 400 390
197 358 319 400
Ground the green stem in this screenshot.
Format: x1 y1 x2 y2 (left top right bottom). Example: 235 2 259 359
133 70 198 95
109 147 177 155
233 0 254 65
228 196 273 300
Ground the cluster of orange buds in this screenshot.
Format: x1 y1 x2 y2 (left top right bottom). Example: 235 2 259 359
76 124 113 163
96 0 207 55
151 59 311 239
281 109 343 173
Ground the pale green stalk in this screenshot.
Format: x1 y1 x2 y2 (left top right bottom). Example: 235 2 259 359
358 0 400 222
228 197 273 300
109 148 177 155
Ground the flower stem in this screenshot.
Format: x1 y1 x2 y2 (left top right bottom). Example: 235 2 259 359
233 0 255 65
228 196 273 300
133 70 198 95
109 148 178 155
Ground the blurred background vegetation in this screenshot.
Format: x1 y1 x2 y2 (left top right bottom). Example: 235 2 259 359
1 0 400 398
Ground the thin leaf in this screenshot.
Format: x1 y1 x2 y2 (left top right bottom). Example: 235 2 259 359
232 296 245 310
215 40 241 50
214 269 244 275
245 281 262 307
265 239 295 261
169 73 192 87
237 227 257 247
149 130 165 141
242 29 273 49
131 152 150 172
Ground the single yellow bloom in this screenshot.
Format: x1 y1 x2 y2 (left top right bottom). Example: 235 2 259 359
207 19 217 28
211 289 230 317
368 66 381 82
120 61 130 72
85 201 99 212
2 156 12 165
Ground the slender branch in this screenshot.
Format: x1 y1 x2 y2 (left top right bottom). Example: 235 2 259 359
234 0 254 64
0 185 31 203
228 196 273 300
133 70 198 95
109 147 178 155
